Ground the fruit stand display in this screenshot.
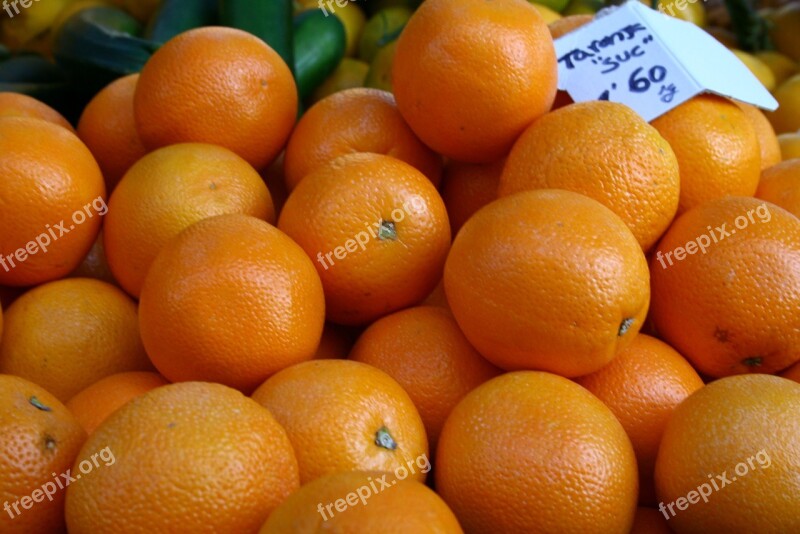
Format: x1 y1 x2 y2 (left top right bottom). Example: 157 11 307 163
1 0 799 532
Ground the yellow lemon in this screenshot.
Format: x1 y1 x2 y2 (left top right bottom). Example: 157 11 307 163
531 3 562 23
768 74 800 134
768 4 800 62
778 132 800 160
311 57 369 102
756 51 799 87
732 49 776 91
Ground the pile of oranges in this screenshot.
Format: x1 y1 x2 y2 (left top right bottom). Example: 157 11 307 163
1 0 800 532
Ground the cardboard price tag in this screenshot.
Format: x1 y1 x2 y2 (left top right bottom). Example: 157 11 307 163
553 1 778 121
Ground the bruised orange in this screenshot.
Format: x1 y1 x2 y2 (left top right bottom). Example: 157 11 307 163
392 0 557 162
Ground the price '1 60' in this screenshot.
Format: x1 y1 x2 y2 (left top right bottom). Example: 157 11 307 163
628 65 667 93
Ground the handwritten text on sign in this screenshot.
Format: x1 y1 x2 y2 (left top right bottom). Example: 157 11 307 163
553 1 777 121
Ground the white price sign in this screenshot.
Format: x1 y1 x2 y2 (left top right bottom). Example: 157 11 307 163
554 1 778 121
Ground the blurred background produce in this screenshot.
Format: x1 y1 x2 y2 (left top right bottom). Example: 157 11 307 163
0 0 797 132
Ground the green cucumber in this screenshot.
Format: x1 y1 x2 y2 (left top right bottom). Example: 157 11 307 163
293 9 346 100
145 0 219 44
219 0 293 70
0 54 66 84
53 6 159 95
0 55 81 123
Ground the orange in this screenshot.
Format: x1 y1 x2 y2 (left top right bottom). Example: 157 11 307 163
0 375 86 534
278 153 451 326
65 381 300 533
655 375 800 532
444 190 650 377
630 507 672 534
283 88 442 190
392 0 557 162
767 74 800 134
548 13 593 38
0 118 105 287
77 74 148 192
0 278 151 402
575 334 704 505
422 278 448 308
651 95 761 213
313 323 357 360
103 143 274 298
781 359 800 382
439 158 503 235
436 371 638 532
262 152 290 217
252 359 428 484
134 27 297 170
260 471 462 532
756 158 800 217
70 229 117 285
650 196 800 377
499 101 680 250
350 306 500 449
139 214 325 393
0 92 74 131
0 285 22 310
778 131 800 160
65 371 169 435
735 100 782 170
